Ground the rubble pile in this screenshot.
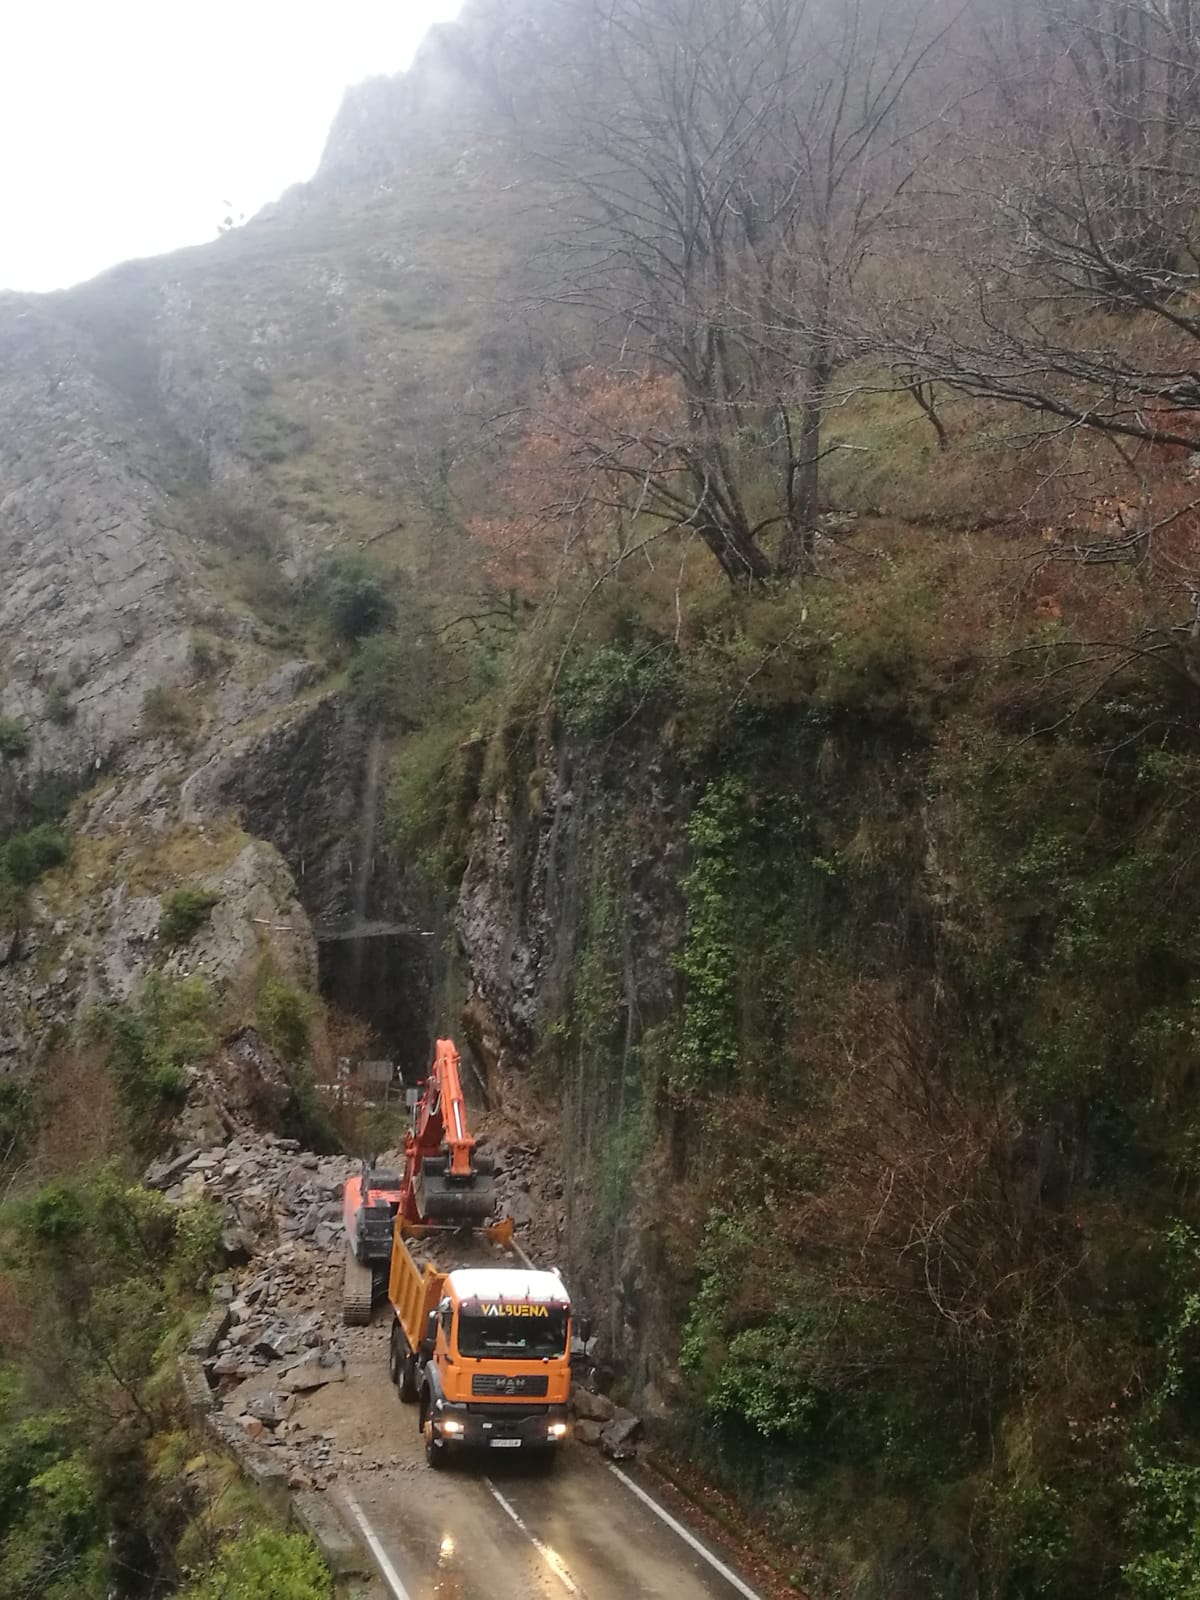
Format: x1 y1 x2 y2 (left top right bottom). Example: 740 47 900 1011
150 1133 371 1487
146 1131 352 1257
154 1129 642 1488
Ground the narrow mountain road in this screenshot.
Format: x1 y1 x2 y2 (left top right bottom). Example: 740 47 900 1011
163 1132 771 1597
298 1340 762 1600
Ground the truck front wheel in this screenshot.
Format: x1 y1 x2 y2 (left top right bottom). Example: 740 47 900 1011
423 1418 447 1470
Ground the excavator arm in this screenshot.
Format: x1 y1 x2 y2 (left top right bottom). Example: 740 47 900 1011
400 1038 496 1226
343 1037 497 1324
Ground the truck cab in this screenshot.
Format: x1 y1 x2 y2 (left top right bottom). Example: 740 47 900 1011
417 1266 572 1467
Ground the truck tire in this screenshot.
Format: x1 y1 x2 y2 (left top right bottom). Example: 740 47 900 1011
399 1350 419 1404
388 1324 401 1385
423 1419 447 1470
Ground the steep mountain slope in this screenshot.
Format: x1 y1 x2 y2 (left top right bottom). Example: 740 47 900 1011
7 2 1200 1598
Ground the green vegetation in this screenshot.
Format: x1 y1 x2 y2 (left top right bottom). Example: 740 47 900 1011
158 886 221 944
0 1080 31 1160
0 822 69 922
141 685 196 739
0 717 29 759
322 552 394 642
255 969 312 1065
673 776 745 1091
1 823 68 888
346 624 448 729
87 975 215 1146
379 526 1200 1596
177 1529 332 1600
0 1166 237 1599
188 632 226 679
557 636 678 739
43 681 74 725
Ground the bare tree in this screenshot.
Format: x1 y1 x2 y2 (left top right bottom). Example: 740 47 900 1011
885 0 1200 461
517 0 951 586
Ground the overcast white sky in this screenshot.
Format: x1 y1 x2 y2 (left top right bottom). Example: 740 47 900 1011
0 1 465 293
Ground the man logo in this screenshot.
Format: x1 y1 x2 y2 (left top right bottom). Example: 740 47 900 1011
503 1378 519 1394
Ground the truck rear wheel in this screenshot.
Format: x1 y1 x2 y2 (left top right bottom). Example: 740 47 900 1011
399 1350 419 1403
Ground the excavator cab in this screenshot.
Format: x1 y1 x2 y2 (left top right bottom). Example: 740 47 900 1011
341 1159 406 1325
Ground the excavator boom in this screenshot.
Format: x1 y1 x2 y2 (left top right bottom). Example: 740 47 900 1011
401 1038 496 1227
342 1037 496 1325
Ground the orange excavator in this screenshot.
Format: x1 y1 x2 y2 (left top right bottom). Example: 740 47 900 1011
342 1039 497 1324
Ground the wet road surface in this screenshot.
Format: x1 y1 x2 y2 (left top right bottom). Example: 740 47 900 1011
336 1442 763 1599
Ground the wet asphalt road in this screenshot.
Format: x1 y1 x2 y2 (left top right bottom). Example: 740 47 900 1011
335 1428 763 1599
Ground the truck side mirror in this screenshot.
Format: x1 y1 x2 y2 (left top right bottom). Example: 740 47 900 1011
423 1309 438 1356
576 1315 593 1343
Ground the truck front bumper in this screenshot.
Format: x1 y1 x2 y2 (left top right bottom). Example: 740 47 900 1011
432 1401 570 1452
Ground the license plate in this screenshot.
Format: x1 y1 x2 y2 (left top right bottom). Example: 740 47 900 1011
490 1438 522 1449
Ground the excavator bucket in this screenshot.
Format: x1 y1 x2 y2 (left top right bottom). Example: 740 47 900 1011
414 1154 497 1226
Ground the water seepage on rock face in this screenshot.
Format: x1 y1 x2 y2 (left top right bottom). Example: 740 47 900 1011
214 700 433 1067
314 924 432 1080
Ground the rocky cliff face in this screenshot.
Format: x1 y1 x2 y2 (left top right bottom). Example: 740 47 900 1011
0 288 193 773
313 0 554 187
0 17 540 1094
451 714 688 1392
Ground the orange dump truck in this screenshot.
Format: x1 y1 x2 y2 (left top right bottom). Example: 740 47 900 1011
386 1222 574 1468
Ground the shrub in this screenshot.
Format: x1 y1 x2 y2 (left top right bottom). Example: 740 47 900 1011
188 633 218 678
25 1180 85 1248
346 628 447 729
0 1079 32 1162
43 681 74 725
158 886 220 944
178 1529 332 1600
89 975 215 1144
323 554 394 642
141 684 195 738
258 975 313 1064
0 717 29 759
0 824 68 887
557 638 678 737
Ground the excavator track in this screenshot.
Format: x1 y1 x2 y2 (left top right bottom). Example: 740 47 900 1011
342 1246 375 1326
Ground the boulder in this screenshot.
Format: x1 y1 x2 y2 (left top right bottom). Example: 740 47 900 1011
571 1385 617 1423
246 1390 295 1428
283 1356 347 1393
599 1409 641 1460
144 1148 200 1190
575 1419 604 1447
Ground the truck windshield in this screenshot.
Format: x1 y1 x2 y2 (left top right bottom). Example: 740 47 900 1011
457 1309 568 1361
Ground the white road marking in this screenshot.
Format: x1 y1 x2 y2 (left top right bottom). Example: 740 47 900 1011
484 1477 583 1595
341 1490 415 1600
607 1464 764 1600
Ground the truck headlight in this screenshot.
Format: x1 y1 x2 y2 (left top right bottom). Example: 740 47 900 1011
547 1422 568 1439
440 1418 465 1436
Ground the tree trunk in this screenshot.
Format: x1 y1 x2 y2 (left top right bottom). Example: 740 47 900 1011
695 522 775 588
779 363 829 576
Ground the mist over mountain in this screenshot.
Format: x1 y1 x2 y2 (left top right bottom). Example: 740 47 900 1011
5 3 1200 1596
